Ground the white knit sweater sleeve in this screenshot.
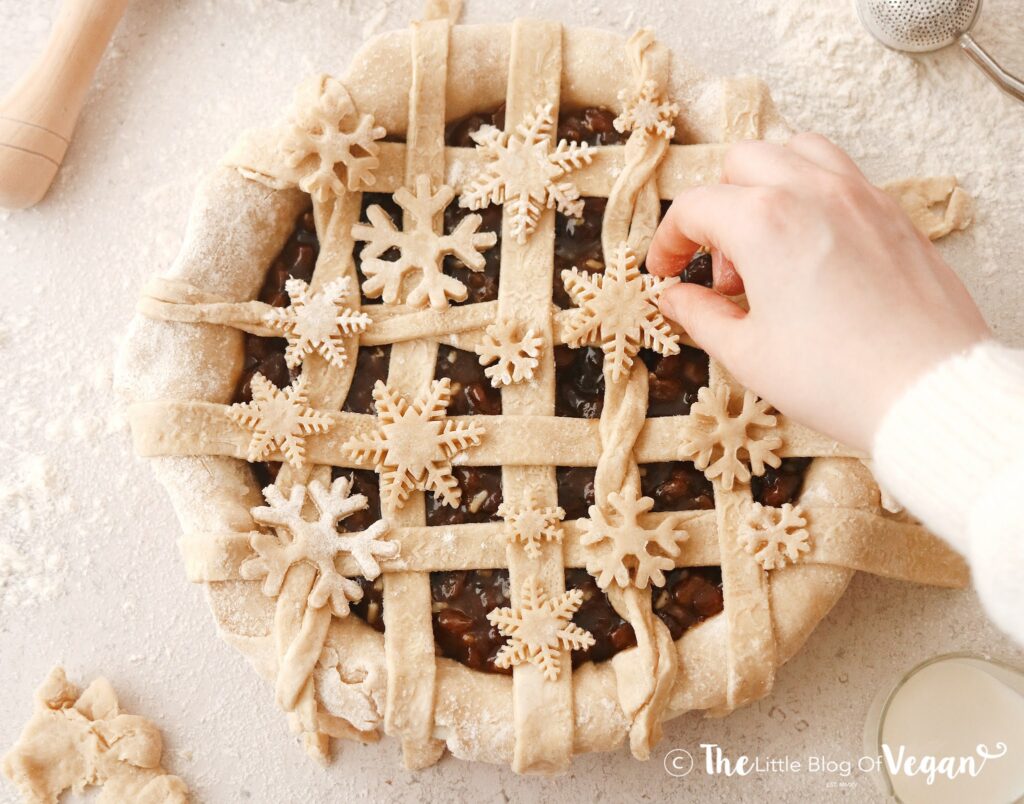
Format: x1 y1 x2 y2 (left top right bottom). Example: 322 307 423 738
872 340 1024 646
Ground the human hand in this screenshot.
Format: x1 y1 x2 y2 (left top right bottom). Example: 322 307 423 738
647 133 989 452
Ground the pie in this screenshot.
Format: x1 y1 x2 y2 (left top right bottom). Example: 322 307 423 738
117 1 973 773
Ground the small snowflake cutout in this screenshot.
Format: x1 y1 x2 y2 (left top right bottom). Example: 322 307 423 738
459 102 594 243
739 502 811 570
352 174 497 309
227 373 334 468
497 492 565 559
282 75 387 202
561 244 680 382
474 318 543 387
243 478 397 616
579 487 688 590
680 385 783 490
264 277 371 370
342 378 484 513
487 576 595 681
613 80 679 140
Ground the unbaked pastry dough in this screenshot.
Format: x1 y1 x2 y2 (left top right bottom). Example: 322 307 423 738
1 668 188 803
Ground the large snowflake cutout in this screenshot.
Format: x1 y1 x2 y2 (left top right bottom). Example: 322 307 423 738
226 373 334 468
739 502 811 570
579 488 688 590
342 378 484 513
561 244 680 382
459 102 594 244
242 478 397 616
613 80 680 140
264 277 371 370
474 317 543 388
487 576 595 681
351 174 497 309
680 385 783 491
497 492 565 559
282 75 387 202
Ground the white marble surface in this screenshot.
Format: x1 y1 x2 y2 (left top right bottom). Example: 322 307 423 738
0 1 1022 802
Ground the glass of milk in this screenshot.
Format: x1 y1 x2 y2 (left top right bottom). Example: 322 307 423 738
864 653 1024 803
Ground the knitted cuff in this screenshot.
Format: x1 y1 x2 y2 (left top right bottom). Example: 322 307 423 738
872 340 1024 554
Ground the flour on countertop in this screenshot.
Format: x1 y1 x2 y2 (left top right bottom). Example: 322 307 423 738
0 452 66 610
753 0 1022 333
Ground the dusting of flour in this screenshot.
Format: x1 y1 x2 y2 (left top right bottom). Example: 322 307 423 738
752 0 1023 340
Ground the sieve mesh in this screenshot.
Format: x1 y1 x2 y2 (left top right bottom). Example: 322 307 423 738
856 0 981 52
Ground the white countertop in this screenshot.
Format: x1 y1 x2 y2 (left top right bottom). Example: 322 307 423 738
1 1 1022 802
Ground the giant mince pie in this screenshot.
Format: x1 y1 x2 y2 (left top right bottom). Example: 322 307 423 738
119 3 973 773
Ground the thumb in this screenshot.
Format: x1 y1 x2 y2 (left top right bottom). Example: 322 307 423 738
659 283 747 366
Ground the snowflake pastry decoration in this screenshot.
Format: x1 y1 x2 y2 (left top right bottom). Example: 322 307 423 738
226 373 334 468
680 385 783 491
474 318 543 388
282 74 387 202
487 576 595 681
739 502 811 571
561 244 680 382
613 80 680 140
579 487 688 590
342 378 484 513
242 478 398 616
459 101 594 244
264 277 371 370
497 492 565 559
351 174 498 309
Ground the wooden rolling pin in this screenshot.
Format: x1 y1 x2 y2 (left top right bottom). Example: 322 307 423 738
0 0 131 209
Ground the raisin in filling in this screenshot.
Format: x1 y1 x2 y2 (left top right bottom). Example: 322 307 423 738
235 105 811 677
434 344 501 416
432 570 512 673
343 345 391 414
751 457 812 506
642 462 715 511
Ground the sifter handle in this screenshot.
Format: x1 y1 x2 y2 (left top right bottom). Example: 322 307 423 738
959 32 1024 103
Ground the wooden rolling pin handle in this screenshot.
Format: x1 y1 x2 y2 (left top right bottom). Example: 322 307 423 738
0 0 131 209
